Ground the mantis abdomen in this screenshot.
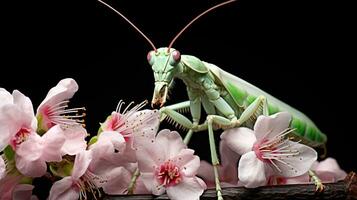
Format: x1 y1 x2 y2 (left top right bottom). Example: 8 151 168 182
206 62 327 147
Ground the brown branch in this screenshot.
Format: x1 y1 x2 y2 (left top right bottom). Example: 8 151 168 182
104 171 357 200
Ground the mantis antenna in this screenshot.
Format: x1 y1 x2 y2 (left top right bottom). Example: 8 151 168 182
167 0 237 52
97 0 157 52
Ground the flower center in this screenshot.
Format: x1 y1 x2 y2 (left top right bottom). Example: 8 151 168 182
42 100 86 129
252 128 301 173
103 100 151 141
10 127 31 150
155 161 182 187
72 171 102 200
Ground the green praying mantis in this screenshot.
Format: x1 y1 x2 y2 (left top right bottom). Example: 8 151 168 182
98 0 327 198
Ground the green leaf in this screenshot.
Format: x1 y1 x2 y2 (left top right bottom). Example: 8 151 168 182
4 145 15 161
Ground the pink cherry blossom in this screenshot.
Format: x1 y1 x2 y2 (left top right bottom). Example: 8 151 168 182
0 175 38 200
0 90 66 177
198 140 241 188
89 131 146 195
36 78 85 132
0 90 37 152
136 129 206 200
101 100 160 147
100 101 160 162
59 125 88 156
48 150 100 200
15 125 66 177
221 112 317 188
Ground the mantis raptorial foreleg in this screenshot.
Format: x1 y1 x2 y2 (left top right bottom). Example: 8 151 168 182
160 100 206 145
159 101 190 121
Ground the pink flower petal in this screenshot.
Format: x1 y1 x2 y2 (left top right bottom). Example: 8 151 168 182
72 150 92 180
219 140 240 182
130 110 160 147
166 177 206 200
272 141 317 177
0 175 22 199
221 127 257 155
136 139 163 173
41 125 66 162
134 177 150 194
37 78 78 115
101 167 132 195
12 90 35 122
315 158 347 182
172 149 200 177
0 105 33 151
140 172 166 195
48 177 79 200
155 129 186 159
238 151 267 188
0 88 13 107
197 160 215 188
15 134 47 177
60 125 87 156
98 131 126 154
0 156 5 179
254 112 291 141
12 184 35 200
284 173 310 184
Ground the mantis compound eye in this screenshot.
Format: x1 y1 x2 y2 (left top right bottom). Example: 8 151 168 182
147 51 155 65
172 50 181 63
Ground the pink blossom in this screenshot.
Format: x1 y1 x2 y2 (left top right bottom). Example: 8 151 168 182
48 150 100 200
36 78 85 132
221 112 317 188
0 175 37 200
15 125 66 177
136 129 206 200
59 125 88 156
0 90 37 152
198 140 241 188
89 131 146 195
0 90 65 177
100 101 160 162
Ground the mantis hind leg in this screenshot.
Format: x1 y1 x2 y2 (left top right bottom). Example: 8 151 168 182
309 170 325 192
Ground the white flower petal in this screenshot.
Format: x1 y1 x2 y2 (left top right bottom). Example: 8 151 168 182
98 131 126 154
254 112 291 141
272 141 317 177
155 130 186 159
0 88 13 107
221 127 257 155
166 177 206 200
37 78 78 114
12 90 35 120
238 151 267 188
140 172 166 195
71 150 92 180
48 177 79 200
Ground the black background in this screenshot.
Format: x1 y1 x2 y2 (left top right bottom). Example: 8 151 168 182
1 0 355 175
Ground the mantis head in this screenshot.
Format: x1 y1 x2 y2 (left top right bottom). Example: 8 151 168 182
148 48 181 108
98 0 236 107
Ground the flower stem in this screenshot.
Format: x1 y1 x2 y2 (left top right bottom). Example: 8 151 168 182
127 168 140 195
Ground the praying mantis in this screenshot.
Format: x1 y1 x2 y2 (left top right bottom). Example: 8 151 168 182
98 0 327 199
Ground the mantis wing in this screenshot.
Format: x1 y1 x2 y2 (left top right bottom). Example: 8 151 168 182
204 62 327 146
